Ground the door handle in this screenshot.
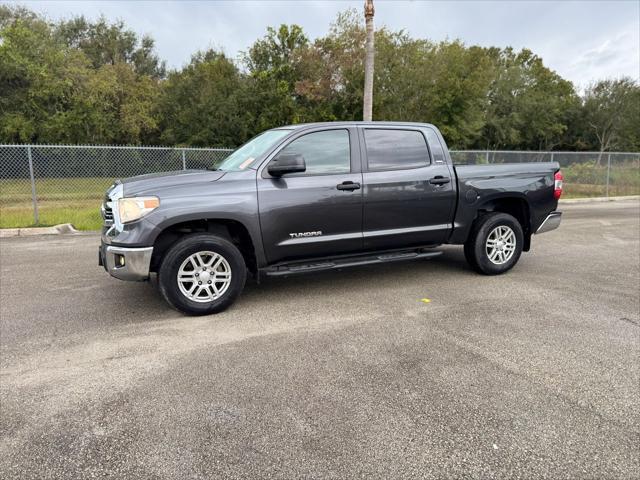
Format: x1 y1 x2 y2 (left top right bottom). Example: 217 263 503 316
337 181 361 191
429 176 451 185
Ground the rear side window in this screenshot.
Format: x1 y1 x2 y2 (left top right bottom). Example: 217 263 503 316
278 129 350 175
364 129 430 171
424 129 445 163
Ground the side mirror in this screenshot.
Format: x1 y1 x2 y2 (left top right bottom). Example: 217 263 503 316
268 153 306 177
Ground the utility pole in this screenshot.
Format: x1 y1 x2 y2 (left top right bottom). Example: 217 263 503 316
363 0 375 121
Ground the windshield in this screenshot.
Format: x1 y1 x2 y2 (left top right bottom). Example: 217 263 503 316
217 129 291 171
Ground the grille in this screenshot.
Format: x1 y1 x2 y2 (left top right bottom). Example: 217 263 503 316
101 195 114 224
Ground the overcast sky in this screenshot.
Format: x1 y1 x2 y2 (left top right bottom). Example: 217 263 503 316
13 0 640 89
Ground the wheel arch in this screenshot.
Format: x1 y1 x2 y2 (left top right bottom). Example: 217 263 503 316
474 195 532 251
150 218 259 276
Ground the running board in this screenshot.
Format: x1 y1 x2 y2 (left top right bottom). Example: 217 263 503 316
262 249 442 277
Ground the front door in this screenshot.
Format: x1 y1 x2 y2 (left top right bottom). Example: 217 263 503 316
257 127 363 264
360 126 457 250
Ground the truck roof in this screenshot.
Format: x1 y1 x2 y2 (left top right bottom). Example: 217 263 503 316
276 121 437 131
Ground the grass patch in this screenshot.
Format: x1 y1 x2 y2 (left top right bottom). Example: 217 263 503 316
562 162 640 198
0 203 103 230
1 178 109 230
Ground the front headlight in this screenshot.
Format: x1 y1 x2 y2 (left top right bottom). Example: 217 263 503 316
117 196 160 223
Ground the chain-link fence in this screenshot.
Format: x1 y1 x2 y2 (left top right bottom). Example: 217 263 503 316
0 145 232 229
0 145 638 229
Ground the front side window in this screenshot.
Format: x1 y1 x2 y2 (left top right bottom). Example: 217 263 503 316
364 129 430 171
277 129 351 175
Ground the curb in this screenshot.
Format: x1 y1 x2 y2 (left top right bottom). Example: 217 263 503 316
560 195 639 204
0 223 79 238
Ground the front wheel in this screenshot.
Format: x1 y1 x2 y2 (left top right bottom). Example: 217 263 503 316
464 212 524 275
158 234 246 315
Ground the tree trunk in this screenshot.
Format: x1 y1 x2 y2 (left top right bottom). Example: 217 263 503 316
363 0 375 121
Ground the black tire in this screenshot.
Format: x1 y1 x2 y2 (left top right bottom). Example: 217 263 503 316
464 212 524 275
158 234 246 315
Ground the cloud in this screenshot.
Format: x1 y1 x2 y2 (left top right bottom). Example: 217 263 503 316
566 31 639 87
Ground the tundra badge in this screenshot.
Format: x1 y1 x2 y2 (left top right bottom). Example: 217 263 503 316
289 231 323 238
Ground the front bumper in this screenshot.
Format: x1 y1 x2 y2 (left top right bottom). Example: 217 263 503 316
99 243 153 281
536 211 562 234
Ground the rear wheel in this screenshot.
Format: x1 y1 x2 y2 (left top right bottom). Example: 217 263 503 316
158 234 246 315
464 212 523 275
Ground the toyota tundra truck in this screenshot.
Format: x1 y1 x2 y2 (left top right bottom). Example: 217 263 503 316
99 122 563 315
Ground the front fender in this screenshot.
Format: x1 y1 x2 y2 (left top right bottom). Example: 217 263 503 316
107 171 267 268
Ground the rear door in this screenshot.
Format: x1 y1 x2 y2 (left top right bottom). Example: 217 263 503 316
257 127 364 264
359 126 456 250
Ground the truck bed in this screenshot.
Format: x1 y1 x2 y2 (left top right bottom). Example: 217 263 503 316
449 162 560 244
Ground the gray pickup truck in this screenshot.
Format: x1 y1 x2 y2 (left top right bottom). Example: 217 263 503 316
99 122 563 315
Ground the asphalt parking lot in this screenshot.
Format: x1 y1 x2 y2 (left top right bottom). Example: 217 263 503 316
1 200 639 479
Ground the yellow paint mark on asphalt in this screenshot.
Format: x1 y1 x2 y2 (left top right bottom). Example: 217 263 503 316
420 298 431 304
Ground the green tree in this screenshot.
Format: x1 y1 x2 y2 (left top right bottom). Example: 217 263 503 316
244 24 308 74
0 5 636 152
482 48 579 150
242 24 309 131
50 62 160 144
374 38 494 147
0 7 89 142
295 11 494 147
57 15 166 78
0 5 163 144
157 50 249 147
581 78 640 157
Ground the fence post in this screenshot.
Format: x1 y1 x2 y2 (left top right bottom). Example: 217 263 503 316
606 153 611 198
181 149 187 170
26 145 39 225
550 152 555 163
485 151 489 163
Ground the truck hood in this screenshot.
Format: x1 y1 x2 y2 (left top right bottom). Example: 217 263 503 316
118 169 226 196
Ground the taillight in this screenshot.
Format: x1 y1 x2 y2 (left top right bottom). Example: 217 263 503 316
554 170 563 199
